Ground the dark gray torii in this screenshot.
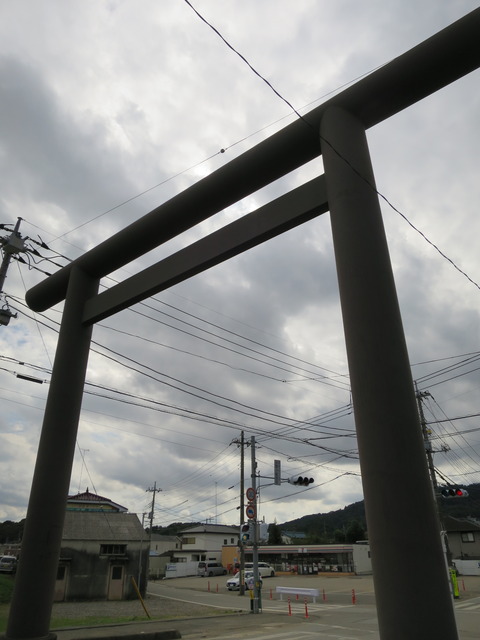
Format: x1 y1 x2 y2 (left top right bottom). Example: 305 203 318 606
6 9 480 640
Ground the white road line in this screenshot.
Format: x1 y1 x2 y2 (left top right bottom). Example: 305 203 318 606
455 596 480 611
147 590 250 611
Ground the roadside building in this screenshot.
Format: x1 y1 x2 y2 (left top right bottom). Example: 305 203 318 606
149 533 181 579
443 516 480 575
55 490 148 601
165 523 239 578
173 523 239 563
222 541 372 575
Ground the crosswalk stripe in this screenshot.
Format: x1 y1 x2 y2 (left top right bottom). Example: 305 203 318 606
455 602 480 610
455 597 480 611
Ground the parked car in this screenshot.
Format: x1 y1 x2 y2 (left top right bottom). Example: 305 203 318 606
0 555 17 574
245 561 275 577
197 561 227 577
226 570 263 591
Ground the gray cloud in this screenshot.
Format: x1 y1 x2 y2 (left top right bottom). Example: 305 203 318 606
0 1 478 526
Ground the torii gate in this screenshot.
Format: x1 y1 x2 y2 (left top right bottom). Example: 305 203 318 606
6 10 480 640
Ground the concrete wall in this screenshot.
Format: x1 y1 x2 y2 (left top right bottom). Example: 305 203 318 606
352 544 372 574
56 541 148 601
452 559 480 576
164 561 199 578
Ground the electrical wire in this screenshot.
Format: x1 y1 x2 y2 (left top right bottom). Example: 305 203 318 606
183 0 480 292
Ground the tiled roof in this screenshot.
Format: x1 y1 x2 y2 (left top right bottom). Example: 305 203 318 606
67 489 127 512
62 511 145 541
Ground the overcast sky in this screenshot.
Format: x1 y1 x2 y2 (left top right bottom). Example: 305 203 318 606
0 1 479 530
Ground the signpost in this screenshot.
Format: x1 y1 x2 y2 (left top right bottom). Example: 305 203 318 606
246 504 256 519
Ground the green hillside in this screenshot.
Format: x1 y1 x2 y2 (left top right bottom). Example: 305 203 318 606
2 484 479 546
279 483 480 543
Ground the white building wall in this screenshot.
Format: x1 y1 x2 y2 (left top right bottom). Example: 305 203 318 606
452 559 480 576
352 544 372 574
165 561 199 578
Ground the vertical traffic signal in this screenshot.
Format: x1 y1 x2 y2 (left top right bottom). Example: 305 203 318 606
240 522 252 543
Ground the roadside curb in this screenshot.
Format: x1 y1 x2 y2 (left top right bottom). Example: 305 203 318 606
52 611 252 640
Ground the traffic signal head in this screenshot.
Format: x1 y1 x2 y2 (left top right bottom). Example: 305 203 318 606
288 476 314 486
240 522 252 543
440 486 469 498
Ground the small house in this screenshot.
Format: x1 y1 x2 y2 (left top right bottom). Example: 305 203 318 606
443 515 480 575
55 490 148 601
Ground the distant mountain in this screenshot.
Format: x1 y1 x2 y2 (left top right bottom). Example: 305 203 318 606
0 519 25 544
150 521 203 536
278 483 480 542
279 500 367 543
3 484 478 544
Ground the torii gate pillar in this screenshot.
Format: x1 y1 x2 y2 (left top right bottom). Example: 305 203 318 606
321 106 458 639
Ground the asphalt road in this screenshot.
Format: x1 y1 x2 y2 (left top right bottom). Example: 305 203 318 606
52 573 480 640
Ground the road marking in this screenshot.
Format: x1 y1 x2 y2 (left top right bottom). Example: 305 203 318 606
148 590 250 611
455 596 480 611
233 633 314 640
263 602 353 613
455 602 480 611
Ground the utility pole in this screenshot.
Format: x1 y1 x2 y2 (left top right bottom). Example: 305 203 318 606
232 432 247 595
137 512 147 590
146 482 162 583
415 384 453 573
239 431 246 596
250 436 260 614
0 218 24 292
0 217 23 325
415 385 437 492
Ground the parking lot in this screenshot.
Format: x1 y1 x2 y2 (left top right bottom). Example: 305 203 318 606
171 571 372 591
152 571 480 606
49 572 480 640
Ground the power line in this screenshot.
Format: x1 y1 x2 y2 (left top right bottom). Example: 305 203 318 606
183 0 480 293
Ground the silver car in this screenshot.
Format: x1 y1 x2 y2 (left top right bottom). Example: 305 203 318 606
197 561 227 577
226 570 263 591
0 555 17 573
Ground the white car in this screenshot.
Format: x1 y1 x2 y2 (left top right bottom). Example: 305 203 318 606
226 571 263 591
245 561 275 577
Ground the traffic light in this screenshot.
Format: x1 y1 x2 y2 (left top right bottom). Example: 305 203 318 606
287 476 314 486
240 522 252 544
440 486 469 498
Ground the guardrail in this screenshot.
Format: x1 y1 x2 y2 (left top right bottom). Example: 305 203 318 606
276 586 320 603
